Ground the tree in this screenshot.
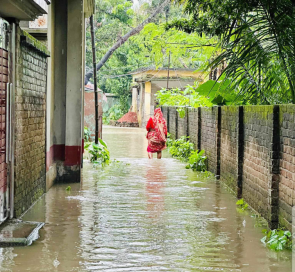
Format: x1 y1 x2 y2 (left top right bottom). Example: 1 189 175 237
84 0 170 85
166 0 295 104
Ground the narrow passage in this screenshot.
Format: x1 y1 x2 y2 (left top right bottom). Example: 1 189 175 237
0 126 292 272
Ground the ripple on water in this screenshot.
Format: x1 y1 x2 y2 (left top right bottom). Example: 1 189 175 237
0 127 291 272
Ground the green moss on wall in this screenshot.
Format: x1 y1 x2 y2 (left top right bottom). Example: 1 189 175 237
21 30 50 57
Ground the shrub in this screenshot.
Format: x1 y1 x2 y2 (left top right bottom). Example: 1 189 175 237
168 136 194 161
236 198 249 211
103 104 125 124
84 126 91 142
166 133 173 148
186 150 207 171
85 139 110 165
261 229 292 251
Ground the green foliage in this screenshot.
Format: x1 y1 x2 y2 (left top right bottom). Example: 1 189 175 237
66 186 71 191
186 150 207 171
156 80 240 117
168 136 207 172
155 84 214 110
85 139 110 165
135 22 216 69
103 104 125 124
86 1 192 112
166 133 174 148
84 126 91 142
86 0 213 113
261 229 292 251
168 136 194 161
236 198 249 211
167 0 295 104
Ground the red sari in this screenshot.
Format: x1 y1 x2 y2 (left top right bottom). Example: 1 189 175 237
146 108 167 153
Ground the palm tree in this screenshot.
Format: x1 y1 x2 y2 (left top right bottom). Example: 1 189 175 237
167 0 295 104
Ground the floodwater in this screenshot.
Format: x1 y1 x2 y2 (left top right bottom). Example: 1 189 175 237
0 126 292 271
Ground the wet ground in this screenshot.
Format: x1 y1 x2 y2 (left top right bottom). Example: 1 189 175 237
0 126 292 271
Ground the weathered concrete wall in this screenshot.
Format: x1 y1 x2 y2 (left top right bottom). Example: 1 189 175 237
164 104 295 230
84 91 103 139
45 0 87 183
46 1 56 191
14 28 48 217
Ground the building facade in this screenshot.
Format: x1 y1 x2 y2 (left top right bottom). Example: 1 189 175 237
131 68 206 127
0 0 94 222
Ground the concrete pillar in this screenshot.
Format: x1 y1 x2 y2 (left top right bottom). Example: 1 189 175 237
64 0 85 181
144 81 152 124
53 0 67 158
138 83 144 127
131 87 138 113
46 0 57 190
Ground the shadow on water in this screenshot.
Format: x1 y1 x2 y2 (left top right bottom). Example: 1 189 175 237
0 126 292 271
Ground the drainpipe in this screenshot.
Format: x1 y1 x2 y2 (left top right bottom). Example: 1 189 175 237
9 22 16 219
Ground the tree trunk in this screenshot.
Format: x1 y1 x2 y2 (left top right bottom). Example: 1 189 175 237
85 0 170 84
90 15 99 144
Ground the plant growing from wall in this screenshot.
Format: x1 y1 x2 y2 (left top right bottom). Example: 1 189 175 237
186 150 207 171
261 229 292 251
85 139 110 165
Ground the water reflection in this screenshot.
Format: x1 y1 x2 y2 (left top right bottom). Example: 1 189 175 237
145 163 166 222
0 127 292 272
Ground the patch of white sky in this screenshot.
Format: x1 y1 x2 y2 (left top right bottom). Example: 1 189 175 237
132 0 152 10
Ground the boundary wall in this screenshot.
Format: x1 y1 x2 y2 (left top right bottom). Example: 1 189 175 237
162 105 295 230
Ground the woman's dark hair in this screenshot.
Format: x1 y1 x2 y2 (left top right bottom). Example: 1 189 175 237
154 100 160 108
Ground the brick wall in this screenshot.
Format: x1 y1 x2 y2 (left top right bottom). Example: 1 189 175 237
168 107 177 140
177 108 188 138
165 104 295 230
220 106 240 193
242 106 276 224
200 107 219 175
162 106 168 130
188 108 199 148
279 105 295 230
14 28 48 217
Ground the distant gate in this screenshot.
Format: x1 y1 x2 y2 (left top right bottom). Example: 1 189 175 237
0 18 10 223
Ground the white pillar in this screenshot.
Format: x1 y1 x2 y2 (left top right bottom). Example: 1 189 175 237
144 81 152 125
132 87 138 113
65 0 84 175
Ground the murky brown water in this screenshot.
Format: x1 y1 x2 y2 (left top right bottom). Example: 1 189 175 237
0 126 292 271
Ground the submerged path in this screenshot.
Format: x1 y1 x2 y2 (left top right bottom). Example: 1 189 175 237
0 127 292 271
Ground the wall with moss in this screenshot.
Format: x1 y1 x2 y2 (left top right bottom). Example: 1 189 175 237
14 27 48 217
220 106 240 194
187 108 199 148
279 105 295 230
200 107 219 175
165 104 294 231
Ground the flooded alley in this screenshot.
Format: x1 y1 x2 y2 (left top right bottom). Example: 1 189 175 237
0 127 292 271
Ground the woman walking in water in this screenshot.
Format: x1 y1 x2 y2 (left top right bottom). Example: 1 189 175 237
146 108 167 159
